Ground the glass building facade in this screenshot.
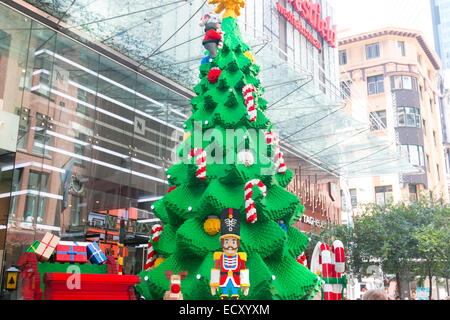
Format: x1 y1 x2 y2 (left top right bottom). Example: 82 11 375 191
0 2 191 285
431 0 450 70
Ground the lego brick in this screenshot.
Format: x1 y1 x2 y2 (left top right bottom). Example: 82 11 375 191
55 244 88 263
35 232 60 262
43 273 141 300
86 242 107 265
26 240 40 253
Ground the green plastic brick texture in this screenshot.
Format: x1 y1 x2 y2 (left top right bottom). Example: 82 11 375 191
175 218 221 257
152 198 169 225
289 203 305 226
275 168 294 188
264 255 321 300
239 220 286 259
284 225 309 258
163 184 207 227
152 223 177 256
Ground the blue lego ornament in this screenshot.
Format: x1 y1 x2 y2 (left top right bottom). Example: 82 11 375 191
201 56 213 65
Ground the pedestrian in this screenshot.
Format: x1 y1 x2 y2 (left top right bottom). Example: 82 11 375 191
362 289 388 300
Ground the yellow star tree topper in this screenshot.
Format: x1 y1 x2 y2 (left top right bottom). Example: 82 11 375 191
208 0 246 19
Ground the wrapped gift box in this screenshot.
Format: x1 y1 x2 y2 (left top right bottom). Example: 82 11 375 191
86 242 107 265
26 240 40 253
55 244 88 263
58 241 89 247
35 232 60 262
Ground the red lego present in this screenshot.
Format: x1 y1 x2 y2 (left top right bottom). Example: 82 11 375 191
55 244 88 263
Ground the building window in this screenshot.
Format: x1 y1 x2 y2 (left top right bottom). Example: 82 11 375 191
77 90 88 115
340 81 351 99
398 41 405 56
433 131 437 146
70 195 81 226
375 186 393 205
400 144 425 166
436 164 441 181
430 99 433 113
397 106 421 128
426 154 430 172
366 43 380 59
390 75 418 91
422 119 427 135
417 54 422 65
367 75 384 95
32 113 51 156
339 50 347 65
74 132 86 166
370 110 387 131
17 108 30 150
23 170 49 223
409 184 418 202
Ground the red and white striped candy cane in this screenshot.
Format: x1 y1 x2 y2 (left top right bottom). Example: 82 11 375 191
242 84 257 122
320 243 334 300
218 29 225 50
274 147 287 174
151 224 163 242
144 241 155 271
188 148 206 180
264 131 275 145
332 240 345 274
265 131 287 174
297 252 308 268
331 240 345 300
245 179 267 223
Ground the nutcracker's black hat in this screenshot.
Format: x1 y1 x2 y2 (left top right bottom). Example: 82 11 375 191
220 208 241 240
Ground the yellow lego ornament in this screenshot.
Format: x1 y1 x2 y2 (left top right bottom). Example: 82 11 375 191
204 215 221 236
208 0 246 19
243 51 255 64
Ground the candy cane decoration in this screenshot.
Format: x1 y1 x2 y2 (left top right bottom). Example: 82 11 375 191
264 131 275 145
331 240 346 300
297 252 308 268
242 84 257 122
188 148 206 180
319 243 334 300
245 179 267 223
145 241 155 271
218 29 225 50
265 131 287 174
151 224 163 242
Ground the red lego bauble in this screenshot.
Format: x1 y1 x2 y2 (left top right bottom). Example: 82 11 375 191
207 67 221 84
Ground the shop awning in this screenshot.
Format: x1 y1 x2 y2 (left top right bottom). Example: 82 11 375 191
19 0 420 178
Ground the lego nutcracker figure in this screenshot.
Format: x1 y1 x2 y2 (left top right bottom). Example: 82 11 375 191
210 208 250 300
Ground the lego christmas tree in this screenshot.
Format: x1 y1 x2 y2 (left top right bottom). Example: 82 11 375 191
135 0 322 300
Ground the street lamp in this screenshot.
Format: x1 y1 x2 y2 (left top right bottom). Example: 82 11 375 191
5 266 20 291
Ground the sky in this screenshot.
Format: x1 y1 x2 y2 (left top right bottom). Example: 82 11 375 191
326 0 436 50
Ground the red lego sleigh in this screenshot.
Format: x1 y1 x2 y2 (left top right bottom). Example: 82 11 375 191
18 252 140 300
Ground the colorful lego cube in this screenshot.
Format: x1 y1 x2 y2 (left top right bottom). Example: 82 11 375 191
35 232 60 262
26 240 40 253
86 242 107 265
55 244 88 263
